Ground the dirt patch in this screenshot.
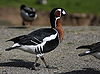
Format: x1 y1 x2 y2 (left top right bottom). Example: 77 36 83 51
0 8 100 26
0 8 21 26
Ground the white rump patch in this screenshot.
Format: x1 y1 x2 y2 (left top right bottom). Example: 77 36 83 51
12 43 20 47
85 51 91 54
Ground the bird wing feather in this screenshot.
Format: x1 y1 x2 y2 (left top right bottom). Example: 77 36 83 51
7 28 57 46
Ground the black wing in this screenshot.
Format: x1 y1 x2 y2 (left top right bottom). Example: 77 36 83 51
23 7 32 13
76 42 100 52
6 35 40 45
7 28 57 45
90 42 100 52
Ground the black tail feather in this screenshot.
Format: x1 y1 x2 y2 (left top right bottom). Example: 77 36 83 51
5 46 20 51
5 35 26 43
76 45 91 49
22 21 25 26
6 37 19 43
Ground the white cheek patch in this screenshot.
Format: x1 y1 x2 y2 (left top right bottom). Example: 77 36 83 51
62 10 66 15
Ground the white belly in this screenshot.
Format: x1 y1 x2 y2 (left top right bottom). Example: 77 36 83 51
18 42 45 54
19 45 36 54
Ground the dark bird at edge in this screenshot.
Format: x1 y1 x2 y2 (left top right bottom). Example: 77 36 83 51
76 42 100 59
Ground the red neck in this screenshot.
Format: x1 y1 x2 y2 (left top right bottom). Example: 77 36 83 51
55 19 64 41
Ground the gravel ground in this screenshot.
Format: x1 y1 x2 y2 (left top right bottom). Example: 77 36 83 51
0 26 100 74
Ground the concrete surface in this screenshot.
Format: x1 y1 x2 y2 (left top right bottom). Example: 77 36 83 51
0 26 100 74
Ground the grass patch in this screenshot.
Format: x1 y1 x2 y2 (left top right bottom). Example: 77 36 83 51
0 0 100 14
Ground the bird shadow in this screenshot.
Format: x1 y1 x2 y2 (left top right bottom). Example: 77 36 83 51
0 59 40 69
7 26 28 29
59 68 100 74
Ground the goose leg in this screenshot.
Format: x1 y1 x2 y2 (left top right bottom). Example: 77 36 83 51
22 21 25 26
40 56 49 68
31 56 39 70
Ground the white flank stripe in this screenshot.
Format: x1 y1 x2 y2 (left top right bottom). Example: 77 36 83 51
43 33 57 42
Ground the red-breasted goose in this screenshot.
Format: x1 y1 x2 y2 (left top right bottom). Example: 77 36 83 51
6 8 66 70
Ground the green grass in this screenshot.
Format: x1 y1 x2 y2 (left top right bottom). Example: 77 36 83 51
0 0 100 14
